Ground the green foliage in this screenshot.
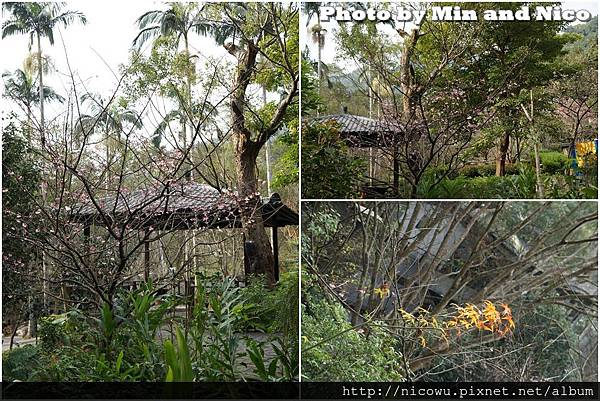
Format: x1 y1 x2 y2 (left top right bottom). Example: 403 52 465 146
565 16 598 50
428 177 506 199
238 271 299 335
98 302 116 352
2 346 40 382
272 127 299 190
537 151 570 175
164 326 193 382
4 277 295 382
189 274 244 380
38 314 72 352
544 174 598 199
458 163 519 178
420 175 513 199
246 339 279 381
186 272 298 381
302 122 366 198
421 162 597 199
124 34 196 101
302 297 405 381
300 57 324 116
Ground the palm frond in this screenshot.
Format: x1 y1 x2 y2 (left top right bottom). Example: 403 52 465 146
41 86 64 104
119 109 143 128
210 22 238 46
52 10 87 28
152 109 182 145
136 10 166 29
1 20 30 39
132 25 161 48
190 20 214 37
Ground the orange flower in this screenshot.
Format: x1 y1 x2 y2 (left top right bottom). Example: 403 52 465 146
374 283 390 299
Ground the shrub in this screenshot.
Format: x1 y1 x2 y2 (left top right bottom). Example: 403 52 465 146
302 298 405 381
420 165 539 198
237 270 299 336
301 122 366 198
458 163 520 178
423 165 459 180
459 163 496 178
421 175 512 198
5 277 297 382
2 345 41 381
38 313 75 352
537 151 570 175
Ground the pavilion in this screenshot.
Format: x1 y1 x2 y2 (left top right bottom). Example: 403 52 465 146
71 182 298 283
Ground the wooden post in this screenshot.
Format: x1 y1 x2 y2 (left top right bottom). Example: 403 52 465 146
272 226 279 282
369 147 374 186
144 228 150 282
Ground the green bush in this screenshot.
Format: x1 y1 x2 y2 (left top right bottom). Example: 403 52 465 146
421 175 511 198
459 163 496 178
420 165 539 198
2 345 41 381
38 314 74 352
537 151 570 175
302 298 405 381
458 163 520 178
4 278 297 382
423 165 459 180
301 122 366 198
237 270 299 336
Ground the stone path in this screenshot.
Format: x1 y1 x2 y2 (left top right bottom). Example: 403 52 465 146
2 335 37 352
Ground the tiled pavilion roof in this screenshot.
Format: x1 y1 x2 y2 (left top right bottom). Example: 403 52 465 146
71 183 298 230
305 113 404 147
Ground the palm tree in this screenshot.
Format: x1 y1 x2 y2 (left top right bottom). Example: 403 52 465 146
134 5 216 294
133 3 212 52
311 24 327 95
2 2 86 149
2 68 64 136
75 94 142 186
133 3 213 168
304 2 327 95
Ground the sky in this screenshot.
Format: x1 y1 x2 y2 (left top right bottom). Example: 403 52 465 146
301 0 599 70
0 1 233 128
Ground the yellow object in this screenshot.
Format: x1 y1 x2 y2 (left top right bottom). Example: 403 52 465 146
374 286 390 299
575 141 597 168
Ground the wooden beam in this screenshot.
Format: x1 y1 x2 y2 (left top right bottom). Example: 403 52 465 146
272 226 279 282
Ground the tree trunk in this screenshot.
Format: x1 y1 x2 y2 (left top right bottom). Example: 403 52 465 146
27 295 37 338
398 30 420 194
235 141 275 285
496 130 510 176
229 41 276 285
317 36 322 96
37 33 49 316
9 318 20 350
400 30 419 123
37 32 45 149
